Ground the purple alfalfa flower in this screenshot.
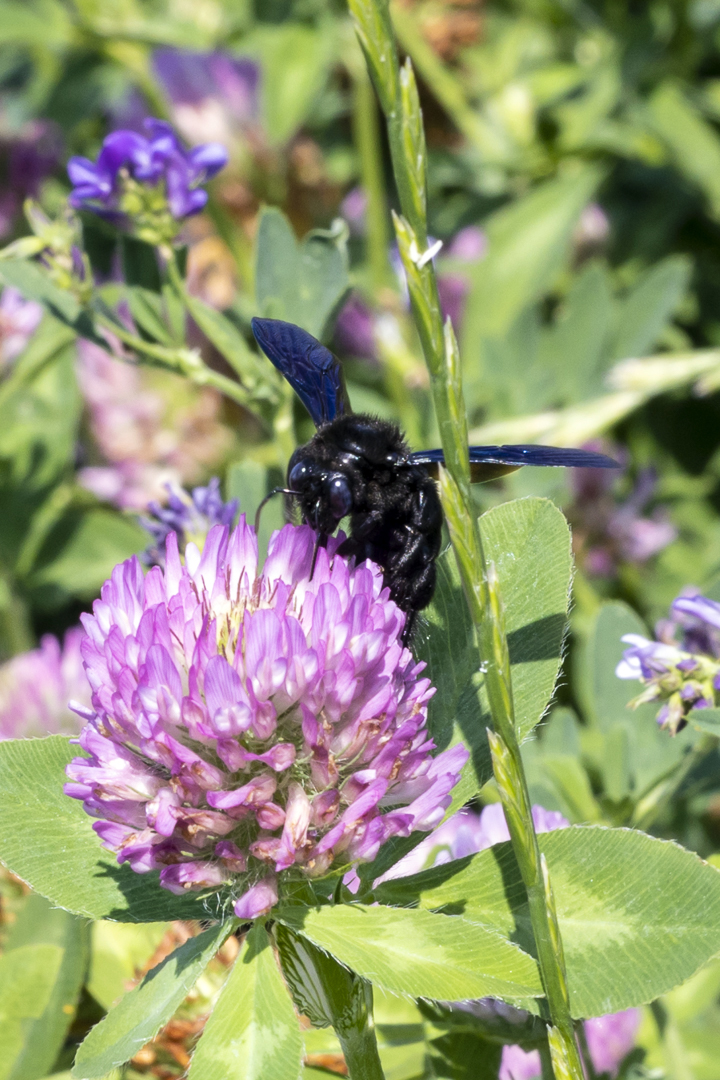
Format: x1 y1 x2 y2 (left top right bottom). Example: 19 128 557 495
570 449 676 578
65 521 467 919
67 118 228 239
0 628 89 739
0 287 43 368
141 478 239 567
340 187 367 236
616 592 720 733
152 50 259 148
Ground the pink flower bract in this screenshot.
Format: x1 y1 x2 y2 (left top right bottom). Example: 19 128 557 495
65 520 466 918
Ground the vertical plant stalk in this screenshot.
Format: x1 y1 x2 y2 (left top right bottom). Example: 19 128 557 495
347 1 583 1076
274 926 386 1080
351 63 392 292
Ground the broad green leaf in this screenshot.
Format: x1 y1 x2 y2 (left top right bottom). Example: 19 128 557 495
578 602 695 800
418 497 572 809
483 499 572 742
188 924 303 1080
277 904 542 1003
612 256 691 361
247 23 336 144
0 736 216 922
2 892 88 1080
126 288 173 347
648 82 720 217
555 62 621 150
689 707 720 736
0 944 63 1080
74 922 233 1079
88 922 170 1011
423 1031 502 1080
28 509 146 606
0 261 102 346
255 208 349 340
181 292 273 396
0 261 79 324
0 0 71 48
462 166 603 381
419 997 546 1047
538 261 614 402
0 336 80 489
383 825 720 1018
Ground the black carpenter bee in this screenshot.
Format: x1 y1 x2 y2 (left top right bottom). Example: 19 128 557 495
251 317 618 639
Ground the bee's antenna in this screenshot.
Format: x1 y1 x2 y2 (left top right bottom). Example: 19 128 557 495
254 488 299 534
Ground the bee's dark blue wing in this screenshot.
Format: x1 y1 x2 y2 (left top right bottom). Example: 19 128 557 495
408 444 620 482
251 317 350 428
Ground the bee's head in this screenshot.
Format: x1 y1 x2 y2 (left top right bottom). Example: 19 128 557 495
288 451 353 533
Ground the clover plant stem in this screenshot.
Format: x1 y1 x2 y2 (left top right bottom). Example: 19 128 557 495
348 2 583 1076
333 981 386 1080
352 65 392 292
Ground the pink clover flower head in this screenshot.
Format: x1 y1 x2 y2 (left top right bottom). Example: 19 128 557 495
616 590 720 733
0 628 88 739
65 520 465 919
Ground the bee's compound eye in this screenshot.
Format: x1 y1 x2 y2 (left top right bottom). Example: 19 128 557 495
326 473 353 519
288 460 313 488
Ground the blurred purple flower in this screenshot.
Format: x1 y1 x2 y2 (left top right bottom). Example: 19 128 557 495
153 51 259 148
65 521 466 917
333 293 377 361
141 478 239 567
0 287 43 367
498 1008 640 1078
76 340 233 511
340 187 367 236
0 628 88 739
434 226 486 329
67 118 227 228
381 801 569 881
446 226 486 262
499 1044 542 1080
437 275 468 332
0 120 62 238
617 589 720 733
569 446 675 578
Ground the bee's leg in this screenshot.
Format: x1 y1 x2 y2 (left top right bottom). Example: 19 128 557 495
401 609 417 644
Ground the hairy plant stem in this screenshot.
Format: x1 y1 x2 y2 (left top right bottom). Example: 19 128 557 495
347 1 583 1076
